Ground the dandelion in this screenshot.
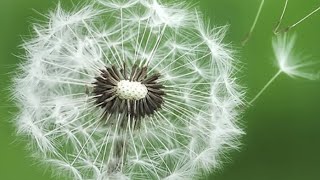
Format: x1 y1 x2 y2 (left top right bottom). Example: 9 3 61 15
13 0 243 179
250 33 320 103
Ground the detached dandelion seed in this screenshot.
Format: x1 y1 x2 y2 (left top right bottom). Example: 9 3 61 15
273 33 320 80
13 0 244 179
250 33 320 104
273 0 288 34
241 0 265 46
274 1 320 33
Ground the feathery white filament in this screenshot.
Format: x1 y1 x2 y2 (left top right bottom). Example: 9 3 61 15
273 34 320 80
117 80 148 100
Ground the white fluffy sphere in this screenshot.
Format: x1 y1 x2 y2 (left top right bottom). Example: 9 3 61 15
13 0 244 179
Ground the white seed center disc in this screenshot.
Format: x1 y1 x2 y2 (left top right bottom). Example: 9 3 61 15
116 80 148 100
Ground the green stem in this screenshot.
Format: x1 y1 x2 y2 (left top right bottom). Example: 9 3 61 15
242 0 265 45
250 70 282 104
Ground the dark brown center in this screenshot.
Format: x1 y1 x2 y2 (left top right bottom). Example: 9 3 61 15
92 64 165 127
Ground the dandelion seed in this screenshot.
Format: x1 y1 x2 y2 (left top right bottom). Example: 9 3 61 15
13 0 243 179
273 0 288 34
275 2 320 33
273 33 320 79
241 0 265 46
250 33 320 103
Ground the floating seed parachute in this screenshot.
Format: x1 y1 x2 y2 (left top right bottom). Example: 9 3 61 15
13 0 243 179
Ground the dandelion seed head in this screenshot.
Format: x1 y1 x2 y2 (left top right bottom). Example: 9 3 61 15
13 0 243 179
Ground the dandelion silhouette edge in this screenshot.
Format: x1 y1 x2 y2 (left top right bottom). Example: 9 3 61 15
13 0 244 179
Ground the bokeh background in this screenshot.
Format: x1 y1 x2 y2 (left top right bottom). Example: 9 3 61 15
1 0 319 180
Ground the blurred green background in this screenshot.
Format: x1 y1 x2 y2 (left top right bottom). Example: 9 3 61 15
1 0 319 180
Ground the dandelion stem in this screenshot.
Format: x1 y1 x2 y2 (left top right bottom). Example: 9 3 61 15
283 5 320 32
274 0 288 34
242 0 265 46
250 70 282 104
